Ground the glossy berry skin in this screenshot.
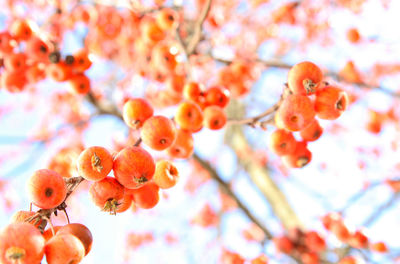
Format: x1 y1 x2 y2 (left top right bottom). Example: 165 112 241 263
1 70 27 93
140 115 177 151
77 146 113 182
154 160 179 189
165 128 194 159
202 106 227 130
27 169 67 209
175 101 204 132
0 222 45 264
89 176 125 213
315 85 349 120
69 73 90 95
130 182 160 209
299 119 323 142
72 50 92 72
113 147 155 189
183 82 204 103
288 61 323 95
123 98 154 129
282 141 312 168
205 86 230 108
277 94 315 131
156 8 178 30
45 234 85 264
268 129 296 156
57 223 93 256
4 53 27 71
115 192 133 213
26 37 49 63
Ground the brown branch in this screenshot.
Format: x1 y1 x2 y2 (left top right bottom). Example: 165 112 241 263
186 0 212 55
225 100 303 230
193 153 273 240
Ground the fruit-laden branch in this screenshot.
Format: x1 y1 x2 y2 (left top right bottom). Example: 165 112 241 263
84 90 278 241
193 153 273 240
211 55 400 98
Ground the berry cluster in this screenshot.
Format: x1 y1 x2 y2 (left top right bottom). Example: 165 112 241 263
0 20 92 94
274 228 326 264
1 221 92 264
270 61 349 168
322 213 387 253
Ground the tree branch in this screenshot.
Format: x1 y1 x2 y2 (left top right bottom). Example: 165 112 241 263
186 0 212 55
193 153 273 240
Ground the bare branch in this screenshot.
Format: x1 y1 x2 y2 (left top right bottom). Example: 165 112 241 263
193 153 273 240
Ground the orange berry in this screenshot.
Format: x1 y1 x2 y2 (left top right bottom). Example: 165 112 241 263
205 86 230 108
89 176 125 213
4 53 27 71
10 20 32 41
268 129 296 156
57 223 93 256
1 70 27 92
299 119 323 142
72 50 92 72
166 74 186 95
277 94 315 131
202 105 227 130
273 235 294 254
113 147 155 189
175 101 204 132
141 18 165 43
46 62 73 82
301 252 319 264
156 8 178 31
165 128 194 159
115 191 133 213
0 222 45 264
154 160 179 189
349 230 368 249
347 28 361 43
282 141 312 168
183 82 204 102
304 231 326 252
288 61 323 95
0 31 14 53
26 64 46 83
315 85 348 120
338 256 357 264
251 254 268 264
141 115 177 151
152 43 178 73
77 146 113 181
27 169 67 209
370 241 388 253
45 234 85 264
26 37 49 63
130 182 160 209
69 73 90 94
123 98 154 129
